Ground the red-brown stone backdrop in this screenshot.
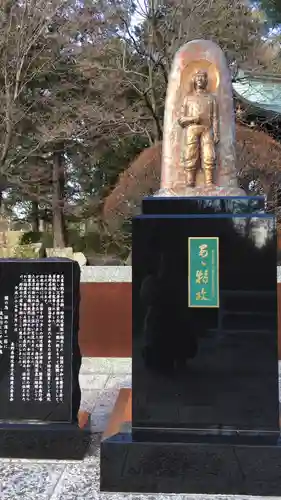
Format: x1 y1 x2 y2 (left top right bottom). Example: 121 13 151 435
79 283 132 358
79 281 281 360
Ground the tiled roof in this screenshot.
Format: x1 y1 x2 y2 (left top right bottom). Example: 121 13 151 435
233 70 281 115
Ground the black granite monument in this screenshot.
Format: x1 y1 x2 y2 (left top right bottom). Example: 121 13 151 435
0 258 90 459
100 196 281 495
101 38 281 494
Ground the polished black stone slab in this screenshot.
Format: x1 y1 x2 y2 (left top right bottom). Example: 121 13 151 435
0 258 81 423
101 427 281 495
132 213 278 434
101 197 280 494
142 195 265 215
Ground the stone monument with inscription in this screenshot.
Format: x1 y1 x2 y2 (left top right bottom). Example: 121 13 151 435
0 258 90 459
100 40 281 495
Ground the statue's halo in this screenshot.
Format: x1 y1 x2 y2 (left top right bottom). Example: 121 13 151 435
180 59 220 94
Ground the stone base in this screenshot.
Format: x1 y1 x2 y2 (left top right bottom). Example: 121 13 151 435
46 247 87 267
101 431 281 495
100 390 281 495
0 411 91 460
155 185 246 197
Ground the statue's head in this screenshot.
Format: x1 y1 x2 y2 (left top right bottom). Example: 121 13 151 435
193 70 208 90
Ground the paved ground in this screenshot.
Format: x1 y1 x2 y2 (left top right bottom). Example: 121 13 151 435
1 357 280 500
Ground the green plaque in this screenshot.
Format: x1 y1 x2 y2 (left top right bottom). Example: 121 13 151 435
188 237 219 308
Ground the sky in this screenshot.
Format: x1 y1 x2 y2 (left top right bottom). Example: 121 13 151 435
131 0 147 27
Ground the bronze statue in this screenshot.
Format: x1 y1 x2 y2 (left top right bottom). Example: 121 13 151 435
178 70 219 187
158 40 245 196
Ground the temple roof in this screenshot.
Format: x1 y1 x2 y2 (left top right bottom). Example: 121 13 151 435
233 70 281 117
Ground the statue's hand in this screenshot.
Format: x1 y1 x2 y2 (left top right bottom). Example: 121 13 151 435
178 116 199 127
178 117 188 127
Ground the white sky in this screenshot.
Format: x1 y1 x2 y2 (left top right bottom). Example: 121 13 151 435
130 0 147 27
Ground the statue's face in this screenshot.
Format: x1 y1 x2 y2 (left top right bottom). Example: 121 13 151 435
194 72 208 90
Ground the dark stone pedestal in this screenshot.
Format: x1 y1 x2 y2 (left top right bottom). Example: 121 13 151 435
0 259 90 460
142 195 265 215
101 425 281 495
100 196 281 494
0 416 91 460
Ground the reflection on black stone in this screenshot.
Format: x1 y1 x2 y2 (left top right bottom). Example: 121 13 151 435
140 253 198 374
132 210 279 436
142 196 265 216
